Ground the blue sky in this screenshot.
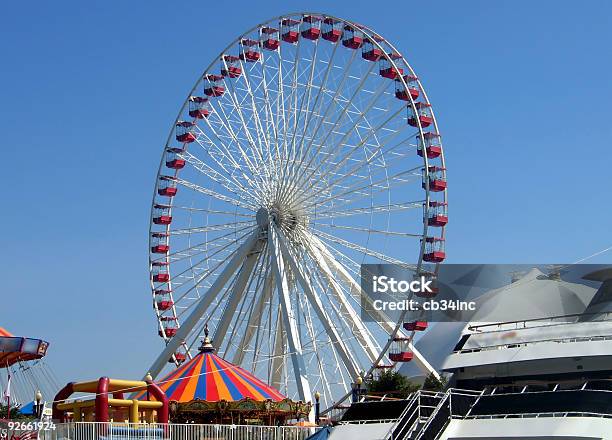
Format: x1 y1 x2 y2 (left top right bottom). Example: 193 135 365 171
2 0 611 391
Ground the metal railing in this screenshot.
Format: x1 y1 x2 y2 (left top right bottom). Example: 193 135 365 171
6 422 316 440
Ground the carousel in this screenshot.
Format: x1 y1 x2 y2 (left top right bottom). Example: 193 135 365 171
137 327 311 425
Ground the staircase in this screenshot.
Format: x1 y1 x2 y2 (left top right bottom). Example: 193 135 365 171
386 389 481 440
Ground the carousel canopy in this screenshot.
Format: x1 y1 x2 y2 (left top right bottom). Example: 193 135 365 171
140 334 286 403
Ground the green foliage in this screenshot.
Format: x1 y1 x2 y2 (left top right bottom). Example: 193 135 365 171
422 372 448 391
0 403 32 420
367 370 420 398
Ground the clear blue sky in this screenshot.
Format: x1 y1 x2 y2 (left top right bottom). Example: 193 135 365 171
2 1 611 391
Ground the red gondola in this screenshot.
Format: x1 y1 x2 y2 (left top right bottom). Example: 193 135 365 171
390 352 414 362
395 75 420 101
204 74 225 97
362 36 384 61
188 96 211 118
422 166 447 192
159 327 177 338
281 18 300 43
156 300 174 311
165 147 185 170
153 204 172 225
342 25 363 49
301 15 322 40
172 352 186 363
415 278 439 298
175 121 196 143
422 236 446 262
158 176 178 197
403 321 428 331
417 132 442 159
427 201 448 227
151 232 169 254
152 261 170 283
389 337 414 362
221 55 241 78
408 102 433 127
240 39 260 62
322 17 342 42
380 52 404 79
260 26 280 50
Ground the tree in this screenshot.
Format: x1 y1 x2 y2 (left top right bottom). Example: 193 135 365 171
422 372 448 391
367 370 420 398
0 403 32 420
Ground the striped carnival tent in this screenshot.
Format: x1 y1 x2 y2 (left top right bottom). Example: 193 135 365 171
140 327 311 424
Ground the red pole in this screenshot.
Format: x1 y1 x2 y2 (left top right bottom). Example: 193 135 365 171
5 365 10 421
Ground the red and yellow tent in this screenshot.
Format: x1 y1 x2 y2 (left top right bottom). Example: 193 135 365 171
137 333 285 403
148 350 286 402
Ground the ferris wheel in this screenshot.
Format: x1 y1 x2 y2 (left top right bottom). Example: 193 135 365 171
147 12 447 411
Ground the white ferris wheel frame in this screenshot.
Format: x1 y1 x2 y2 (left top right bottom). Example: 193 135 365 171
145 12 447 411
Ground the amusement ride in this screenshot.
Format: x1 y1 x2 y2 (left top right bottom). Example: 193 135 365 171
146 12 447 413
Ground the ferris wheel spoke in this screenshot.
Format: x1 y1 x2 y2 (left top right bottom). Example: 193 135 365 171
200 107 264 187
234 60 275 177
289 105 407 208
316 223 423 238
295 39 341 166
302 131 418 206
312 228 416 270
193 126 242 171
303 236 380 364
163 225 254 262
168 221 254 236
305 132 419 204
277 36 314 195
289 42 320 164
286 48 360 193
307 233 414 344
274 44 289 165
298 47 359 162
258 52 282 163
314 200 423 219
175 177 256 210
179 148 261 204
297 63 382 177
303 167 421 212
171 205 254 218
220 69 267 172
274 224 361 380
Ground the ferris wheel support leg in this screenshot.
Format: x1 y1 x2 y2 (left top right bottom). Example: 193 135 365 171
268 224 313 408
214 240 264 353
232 270 275 365
307 234 440 380
270 308 285 390
274 225 361 381
146 230 262 379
